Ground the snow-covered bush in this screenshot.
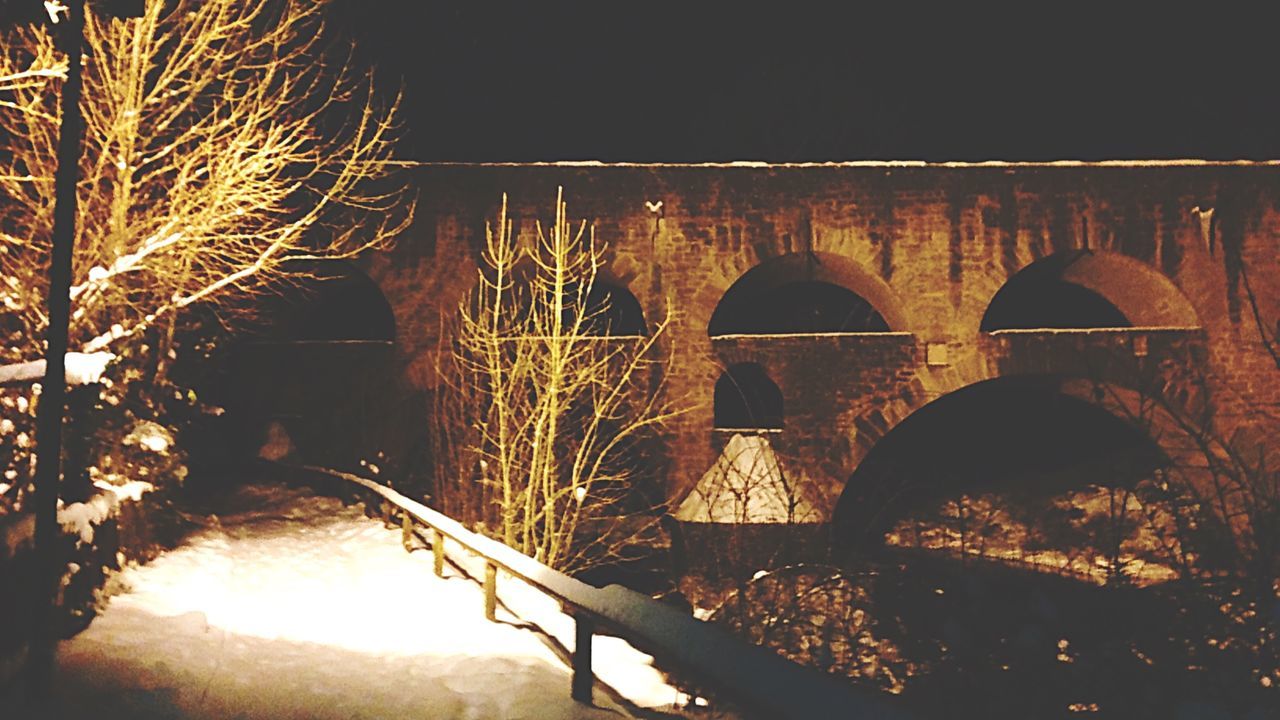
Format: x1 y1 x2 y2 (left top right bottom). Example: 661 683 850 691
83 341 199 497
0 334 204 516
0 382 39 514
705 565 917 695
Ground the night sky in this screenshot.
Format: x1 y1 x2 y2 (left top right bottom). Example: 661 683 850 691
331 3 1280 163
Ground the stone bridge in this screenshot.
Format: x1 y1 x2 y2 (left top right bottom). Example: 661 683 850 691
326 162 1279 526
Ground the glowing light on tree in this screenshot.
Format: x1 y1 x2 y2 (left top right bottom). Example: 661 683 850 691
0 0 411 366
440 191 682 572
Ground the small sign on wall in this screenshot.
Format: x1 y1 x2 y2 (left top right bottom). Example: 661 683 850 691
926 342 949 367
1133 335 1149 358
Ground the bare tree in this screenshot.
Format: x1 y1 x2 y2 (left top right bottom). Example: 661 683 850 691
0 0 410 370
1069 344 1280 696
437 190 682 572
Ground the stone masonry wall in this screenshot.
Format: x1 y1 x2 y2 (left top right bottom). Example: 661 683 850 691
366 163 1280 520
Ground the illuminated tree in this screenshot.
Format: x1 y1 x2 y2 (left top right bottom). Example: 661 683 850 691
439 191 681 572
0 0 410 369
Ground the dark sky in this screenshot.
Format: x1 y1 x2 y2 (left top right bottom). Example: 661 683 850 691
331 3 1280 163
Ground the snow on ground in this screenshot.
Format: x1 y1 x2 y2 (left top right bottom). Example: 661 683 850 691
18 482 682 719
441 546 682 711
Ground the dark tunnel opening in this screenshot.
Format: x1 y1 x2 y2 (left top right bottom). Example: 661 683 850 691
582 281 647 336
714 363 785 430
711 280 890 335
835 377 1167 547
981 279 1130 330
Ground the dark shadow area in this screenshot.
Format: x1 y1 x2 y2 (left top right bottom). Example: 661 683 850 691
714 364 784 430
835 377 1166 544
215 265 413 487
709 253 900 336
982 252 1130 331
582 281 646 336
684 540 1274 720
982 276 1130 330
981 251 1200 331
265 266 396 343
471 267 647 338
713 280 889 335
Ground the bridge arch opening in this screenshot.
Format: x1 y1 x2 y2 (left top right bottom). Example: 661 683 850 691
714 363 784 431
981 250 1200 331
467 263 647 338
225 262 399 476
582 280 647 336
268 262 397 343
834 377 1177 580
709 252 905 336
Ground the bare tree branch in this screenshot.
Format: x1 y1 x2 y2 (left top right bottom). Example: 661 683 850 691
0 0 412 366
437 191 684 572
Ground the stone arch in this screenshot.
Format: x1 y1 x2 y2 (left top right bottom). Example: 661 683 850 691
714 363 784 431
832 375 1189 546
583 277 647 336
708 251 907 335
981 250 1201 331
225 262 399 472
846 383 930 460
456 260 649 338
269 262 396 343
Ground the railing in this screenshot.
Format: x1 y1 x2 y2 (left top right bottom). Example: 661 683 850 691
294 464 916 720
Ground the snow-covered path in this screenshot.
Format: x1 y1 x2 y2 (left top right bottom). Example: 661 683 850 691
32 483 676 719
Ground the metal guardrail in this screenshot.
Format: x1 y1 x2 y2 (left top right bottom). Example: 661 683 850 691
294 464 915 720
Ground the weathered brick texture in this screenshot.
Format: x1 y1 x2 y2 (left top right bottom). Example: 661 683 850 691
365 163 1280 521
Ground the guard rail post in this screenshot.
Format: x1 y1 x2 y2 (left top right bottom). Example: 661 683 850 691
400 511 413 551
483 561 497 621
571 613 595 703
432 528 445 577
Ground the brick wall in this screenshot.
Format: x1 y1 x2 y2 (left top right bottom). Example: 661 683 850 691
367 163 1280 520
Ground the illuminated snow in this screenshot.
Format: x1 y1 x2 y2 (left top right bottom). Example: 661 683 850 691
45 483 678 719
124 421 173 455
139 434 169 453
54 481 154 549
0 351 114 386
94 478 154 503
674 432 820 523
441 544 679 709
65 351 115 385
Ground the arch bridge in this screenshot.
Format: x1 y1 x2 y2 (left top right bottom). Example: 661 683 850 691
359 162 1278 526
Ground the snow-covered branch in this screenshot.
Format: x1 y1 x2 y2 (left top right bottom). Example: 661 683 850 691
0 352 114 386
0 0 411 361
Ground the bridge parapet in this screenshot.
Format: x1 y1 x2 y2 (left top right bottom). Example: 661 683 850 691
709 333 919 411
366 162 1280 527
978 327 1207 388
